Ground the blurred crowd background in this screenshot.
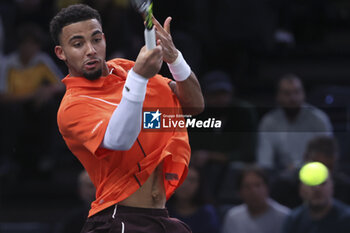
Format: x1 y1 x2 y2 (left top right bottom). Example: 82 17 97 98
1 0 350 232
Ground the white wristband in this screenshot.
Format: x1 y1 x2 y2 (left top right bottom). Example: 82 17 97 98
123 68 148 102
167 50 191 82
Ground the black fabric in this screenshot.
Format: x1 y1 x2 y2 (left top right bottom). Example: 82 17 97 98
81 205 192 233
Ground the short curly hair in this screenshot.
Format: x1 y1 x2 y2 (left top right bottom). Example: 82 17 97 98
50 4 102 45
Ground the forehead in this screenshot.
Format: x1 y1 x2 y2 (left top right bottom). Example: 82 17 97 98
279 78 302 91
304 177 332 190
242 172 264 185
60 19 102 42
309 151 335 160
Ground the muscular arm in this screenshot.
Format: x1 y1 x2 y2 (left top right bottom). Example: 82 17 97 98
101 69 147 151
101 46 163 150
169 72 204 115
154 17 204 116
102 16 205 150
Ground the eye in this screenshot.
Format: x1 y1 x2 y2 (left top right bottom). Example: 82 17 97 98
93 38 102 43
73 42 82 48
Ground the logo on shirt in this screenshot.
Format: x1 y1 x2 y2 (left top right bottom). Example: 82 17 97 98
143 109 162 129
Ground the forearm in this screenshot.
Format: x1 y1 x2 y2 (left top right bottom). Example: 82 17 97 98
101 97 143 151
171 72 204 115
167 51 204 115
101 69 148 151
150 17 204 115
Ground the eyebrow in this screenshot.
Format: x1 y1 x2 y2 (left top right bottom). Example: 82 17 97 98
92 30 102 37
68 30 103 43
68 35 84 43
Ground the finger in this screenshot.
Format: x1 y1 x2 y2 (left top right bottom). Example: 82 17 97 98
163 17 172 34
152 16 167 34
155 30 168 43
152 16 160 27
140 45 147 53
152 44 163 54
154 44 164 62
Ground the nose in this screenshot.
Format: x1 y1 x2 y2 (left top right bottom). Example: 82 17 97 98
86 42 97 56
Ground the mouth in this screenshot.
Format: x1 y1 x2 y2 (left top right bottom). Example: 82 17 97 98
84 59 100 70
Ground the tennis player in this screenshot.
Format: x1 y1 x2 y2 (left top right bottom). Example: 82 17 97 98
50 3 204 233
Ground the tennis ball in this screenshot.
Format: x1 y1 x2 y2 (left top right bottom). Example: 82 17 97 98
299 162 329 186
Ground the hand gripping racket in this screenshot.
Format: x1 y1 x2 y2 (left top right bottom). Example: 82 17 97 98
131 0 156 50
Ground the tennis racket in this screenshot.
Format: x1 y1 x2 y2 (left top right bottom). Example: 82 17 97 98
131 0 156 50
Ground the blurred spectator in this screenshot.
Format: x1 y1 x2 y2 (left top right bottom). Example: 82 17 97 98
304 136 339 173
221 165 290 233
168 166 220 233
271 135 350 209
304 136 350 204
0 23 63 101
257 74 333 171
0 23 64 178
190 70 258 201
282 168 350 233
191 70 258 166
55 170 96 233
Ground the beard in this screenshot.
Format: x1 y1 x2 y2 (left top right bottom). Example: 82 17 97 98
83 68 102 81
282 107 301 121
308 200 329 213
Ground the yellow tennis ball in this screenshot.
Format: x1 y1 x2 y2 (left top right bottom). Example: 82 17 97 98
299 162 329 186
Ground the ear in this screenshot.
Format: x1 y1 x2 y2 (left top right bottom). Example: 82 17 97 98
55 45 66 61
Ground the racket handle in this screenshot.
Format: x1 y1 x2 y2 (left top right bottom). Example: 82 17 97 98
144 27 156 50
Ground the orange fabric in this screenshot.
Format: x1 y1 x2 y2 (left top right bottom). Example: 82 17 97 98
57 58 191 217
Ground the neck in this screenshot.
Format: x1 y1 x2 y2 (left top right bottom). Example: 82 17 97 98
101 60 109 76
247 201 269 217
283 107 301 122
20 55 32 66
308 200 333 220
